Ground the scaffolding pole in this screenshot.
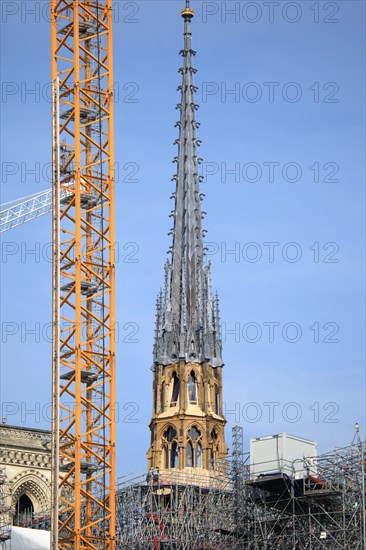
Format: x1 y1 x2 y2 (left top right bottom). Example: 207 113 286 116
0 467 11 548
116 429 366 550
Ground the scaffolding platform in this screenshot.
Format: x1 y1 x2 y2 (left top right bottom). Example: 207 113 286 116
116 428 366 549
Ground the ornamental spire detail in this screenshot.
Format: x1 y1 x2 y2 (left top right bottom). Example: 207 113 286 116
153 1 223 368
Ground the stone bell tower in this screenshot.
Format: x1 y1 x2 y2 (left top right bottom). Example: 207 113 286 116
147 1 228 480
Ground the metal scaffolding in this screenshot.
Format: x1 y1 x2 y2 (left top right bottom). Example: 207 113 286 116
0 468 11 548
7 427 365 548
115 427 366 550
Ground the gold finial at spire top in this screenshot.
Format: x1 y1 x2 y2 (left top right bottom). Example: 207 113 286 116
181 0 194 18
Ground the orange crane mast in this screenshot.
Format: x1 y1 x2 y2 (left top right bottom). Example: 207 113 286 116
50 0 116 548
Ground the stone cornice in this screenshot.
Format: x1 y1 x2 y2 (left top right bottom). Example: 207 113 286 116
0 448 51 469
0 425 51 437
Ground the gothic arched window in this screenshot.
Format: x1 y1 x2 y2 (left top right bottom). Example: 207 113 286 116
214 384 220 415
188 426 200 441
163 426 178 469
196 443 202 468
164 444 169 469
186 441 193 467
166 427 177 441
171 442 178 468
171 372 180 406
210 429 219 469
160 384 165 413
186 426 202 468
188 371 197 404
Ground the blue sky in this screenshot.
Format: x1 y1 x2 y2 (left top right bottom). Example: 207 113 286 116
0 1 365 476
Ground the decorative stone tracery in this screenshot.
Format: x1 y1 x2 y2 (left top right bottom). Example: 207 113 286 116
11 470 50 514
0 425 52 520
148 359 227 478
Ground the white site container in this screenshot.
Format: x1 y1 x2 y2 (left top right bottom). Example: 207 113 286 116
250 433 317 480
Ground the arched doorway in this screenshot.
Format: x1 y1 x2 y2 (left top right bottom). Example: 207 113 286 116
11 472 50 518
14 494 34 526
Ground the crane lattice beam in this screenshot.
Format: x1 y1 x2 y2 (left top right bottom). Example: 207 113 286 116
0 188 74 234
51 0 116 548
1 190 49 233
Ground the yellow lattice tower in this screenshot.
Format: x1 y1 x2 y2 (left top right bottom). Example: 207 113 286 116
51 0 115 547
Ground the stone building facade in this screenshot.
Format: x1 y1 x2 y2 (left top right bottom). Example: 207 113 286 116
0 424 51 524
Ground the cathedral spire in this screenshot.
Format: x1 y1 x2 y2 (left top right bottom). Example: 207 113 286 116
148 0 227 478
171 1 201 322
153 1 223 368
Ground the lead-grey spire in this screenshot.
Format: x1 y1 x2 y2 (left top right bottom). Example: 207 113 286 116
153 1 223 368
